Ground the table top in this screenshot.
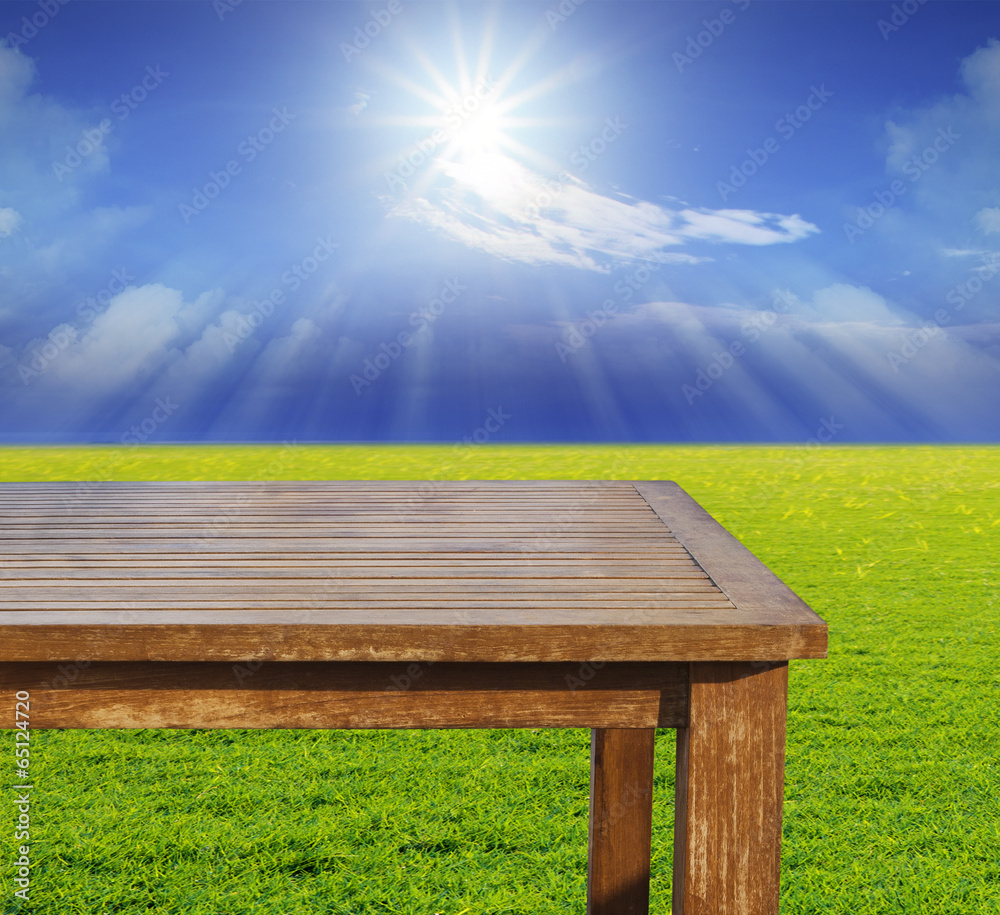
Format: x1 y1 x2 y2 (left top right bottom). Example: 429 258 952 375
0 480 827 663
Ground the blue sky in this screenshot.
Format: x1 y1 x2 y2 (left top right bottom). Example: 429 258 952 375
1 0 998 444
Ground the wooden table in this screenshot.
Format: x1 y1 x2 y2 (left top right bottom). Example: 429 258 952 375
0 480 826 914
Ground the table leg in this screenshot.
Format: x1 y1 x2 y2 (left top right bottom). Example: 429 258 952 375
673 661 789 915
587 727 656 915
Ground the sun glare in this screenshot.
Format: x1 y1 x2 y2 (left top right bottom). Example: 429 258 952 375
369 13 589 208
452 102 506 157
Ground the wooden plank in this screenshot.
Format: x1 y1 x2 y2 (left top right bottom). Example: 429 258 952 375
673 662 787 915
0 565 701 577
0 580 716 593
0 594 731 604
0 616 826 662
587 728 656 915
0 662 688 729
0 523 673 536
0 585 727 602
0 589 722 601
0 561 718 592
0 601 736 611
0 514 663 525
633 482 828 653
0 555 696 563
0 538 682 552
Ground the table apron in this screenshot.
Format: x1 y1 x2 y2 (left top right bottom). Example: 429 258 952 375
0 661 689 730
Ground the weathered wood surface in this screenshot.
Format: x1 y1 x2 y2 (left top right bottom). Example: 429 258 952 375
673 661 788 915
588 728 656 915
634 482 828 633
0 661 688 729
0 481 826 662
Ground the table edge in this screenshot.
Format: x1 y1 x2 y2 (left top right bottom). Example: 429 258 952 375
632 481 827 658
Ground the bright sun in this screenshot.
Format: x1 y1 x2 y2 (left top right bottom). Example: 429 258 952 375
369 15 586 206
452 103 506 157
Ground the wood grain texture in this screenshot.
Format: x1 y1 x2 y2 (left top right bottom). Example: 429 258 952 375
673 662 788 915
0 618 827 663
587 728 656 915
0 481 827 662
0 661 688 729
633 481 828 659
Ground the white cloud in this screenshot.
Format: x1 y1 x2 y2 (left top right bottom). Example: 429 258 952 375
0 45 143 289
388 151 818 273
35 284 186 391
0 45 34 110
974 206 1000 234
4 284 252 396
880 39 1000 216
941 247 990 258
959 37 1000 114
619 282 903 329
805 283 903 324
0 206 21 236
883 119 917 172
675 208 818 246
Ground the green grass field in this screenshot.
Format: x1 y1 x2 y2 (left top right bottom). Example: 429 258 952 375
1 444 998 914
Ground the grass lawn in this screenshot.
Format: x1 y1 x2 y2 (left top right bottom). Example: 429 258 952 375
1 443 998 914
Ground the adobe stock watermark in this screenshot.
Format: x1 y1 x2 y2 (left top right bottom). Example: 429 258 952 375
716 84 833 201
556 253 670 362
17 268 135 384
59 396 180 513
726 419 848 524
386 662 429 692
600 775 649 828
673 0 750 73
213 0 246 22
516 505 592 554
805 415 845 447
11 690 32 904
569 116 627 174
843 126 959 243
877 0 929 41
383 79 497 192
681 288 797 404
455 405 511 447
384 611 477 692
392 405 515 518
341 0 404 63
76 268 135 321
349 277 466 393
233 658 263 685
555 302 619 363
546 0 587 30
224 234 339 353
52 65 169 182
3 0 70 50
885 254 1000 373
179 107 295 223
523 116 627 220
198 440 301 544
37 660 90 690
121 396 179 445
565 660 605 690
